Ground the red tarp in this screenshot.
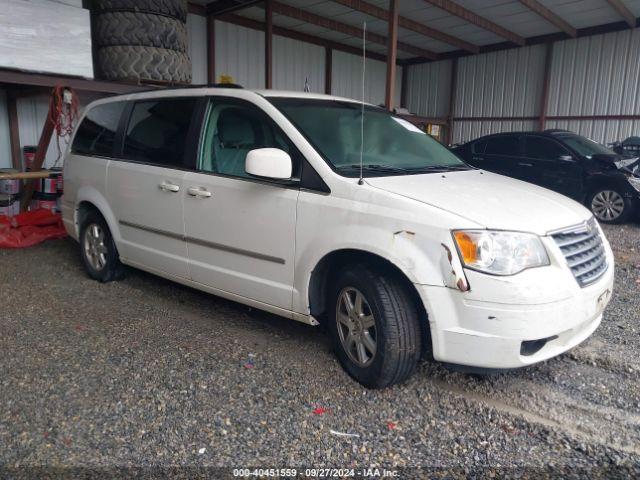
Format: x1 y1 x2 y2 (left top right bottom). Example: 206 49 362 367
0 209 67 248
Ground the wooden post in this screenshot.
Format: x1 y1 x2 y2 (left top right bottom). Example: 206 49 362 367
539 42 553 131
207 15 215 83
446 58 458 146
7 92 22 171
265 0 273 89
325 47 332 94
384 0 399 110
21 98 55 211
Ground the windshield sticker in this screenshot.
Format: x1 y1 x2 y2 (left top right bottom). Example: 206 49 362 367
392 117 426 134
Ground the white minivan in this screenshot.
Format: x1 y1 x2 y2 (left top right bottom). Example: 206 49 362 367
62 88 614 388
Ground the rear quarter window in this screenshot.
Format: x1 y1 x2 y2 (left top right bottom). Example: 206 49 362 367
72 101 126 157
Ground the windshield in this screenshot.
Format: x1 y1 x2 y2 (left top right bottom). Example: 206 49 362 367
269 98 468 177
559 134 616 158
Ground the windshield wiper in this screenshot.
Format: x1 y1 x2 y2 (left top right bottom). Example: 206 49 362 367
337 164 411 173
401 165 472 173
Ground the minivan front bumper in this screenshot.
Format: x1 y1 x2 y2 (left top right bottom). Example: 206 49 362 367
417 242 614 370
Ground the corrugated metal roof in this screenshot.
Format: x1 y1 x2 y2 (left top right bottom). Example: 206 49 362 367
228 0 639 60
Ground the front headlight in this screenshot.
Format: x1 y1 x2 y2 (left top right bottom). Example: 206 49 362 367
628 175 640 192
452 230 550 275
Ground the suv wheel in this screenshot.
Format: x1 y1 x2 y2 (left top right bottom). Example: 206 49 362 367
79 211 124 282
589 188 633 223
328 264 422 389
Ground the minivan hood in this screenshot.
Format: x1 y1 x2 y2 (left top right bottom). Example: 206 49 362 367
366 169 592 235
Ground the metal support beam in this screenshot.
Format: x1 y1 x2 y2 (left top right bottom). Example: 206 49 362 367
331 0 478 53
325 47 332 94
538 42 553 131
7 94 22 171
265 0 273 89
605 0 636 28
446 58 458 146
422 0 525 46
271 1 437 59
519 0 576 37
385 0 399 110
207 15 216 83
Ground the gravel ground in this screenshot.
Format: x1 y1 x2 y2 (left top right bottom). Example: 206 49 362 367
1 223 639 478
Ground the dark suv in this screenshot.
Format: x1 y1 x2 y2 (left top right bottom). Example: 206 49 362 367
452 130 640 223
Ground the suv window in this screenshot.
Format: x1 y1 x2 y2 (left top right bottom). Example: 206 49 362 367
72 101 126 157
485 136 519 156
122 98 197 167
524 136 569 160
200 100 300 180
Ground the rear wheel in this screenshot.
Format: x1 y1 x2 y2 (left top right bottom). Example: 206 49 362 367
79 211 124 282
328 264 422 389
589 188 633 223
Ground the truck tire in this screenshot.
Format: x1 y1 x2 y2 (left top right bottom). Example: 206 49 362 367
93 0 187 22
328 264 422 389
95 12 188 52
97 46 191 83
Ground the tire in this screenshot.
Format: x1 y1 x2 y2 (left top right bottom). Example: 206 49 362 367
328 264 422 389
79 211 124 283
97 46 191 83
95 12 188 52
588 187 634 224
93 0 187 22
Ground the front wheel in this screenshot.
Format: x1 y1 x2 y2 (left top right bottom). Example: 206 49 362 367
589 188 633 223
328 264 422 389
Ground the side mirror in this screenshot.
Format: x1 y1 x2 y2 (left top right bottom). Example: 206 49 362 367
245 148 292 180
559 155 575 162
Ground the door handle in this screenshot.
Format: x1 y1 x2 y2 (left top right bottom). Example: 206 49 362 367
187 186 212 198
518 162 533 167
159 181 180 193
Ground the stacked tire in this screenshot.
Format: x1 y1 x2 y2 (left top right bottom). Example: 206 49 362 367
93 0 191 84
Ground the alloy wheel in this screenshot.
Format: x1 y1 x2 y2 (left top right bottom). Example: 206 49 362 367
335 287 377 367
83 223 108 271
591 190 625 222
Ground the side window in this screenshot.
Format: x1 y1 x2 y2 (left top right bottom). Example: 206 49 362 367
484 136 519 156
472 140 487 154
524 136 570 160
122 98 197 167
200 100 300 180
72 101 126 157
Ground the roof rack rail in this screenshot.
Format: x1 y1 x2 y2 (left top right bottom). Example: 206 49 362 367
125 82 245 95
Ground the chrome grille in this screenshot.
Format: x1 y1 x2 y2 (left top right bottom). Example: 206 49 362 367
551 218 608 288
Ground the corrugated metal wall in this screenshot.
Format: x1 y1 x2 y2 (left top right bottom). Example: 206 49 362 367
454 45 546 118
0 90 11 169
273 36 325 93
546 28 640 144
332 50 402 106
454 120 538 145
404 60 452 118
406 28 640 146
215 20 265 89
187 13 207 85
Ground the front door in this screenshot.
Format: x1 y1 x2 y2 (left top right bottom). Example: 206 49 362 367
521 135 583 199
183 98 300 310
107 97 198 278
479 134 524 179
